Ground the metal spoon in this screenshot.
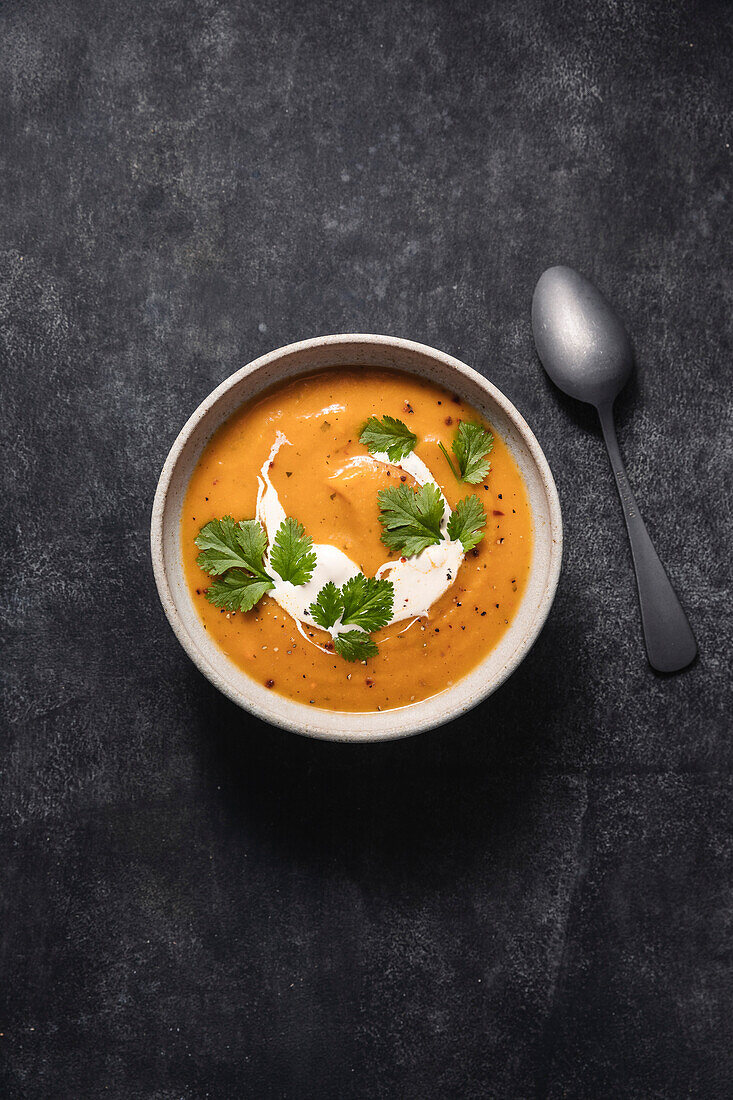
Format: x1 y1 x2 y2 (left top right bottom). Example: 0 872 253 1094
531 264 697 673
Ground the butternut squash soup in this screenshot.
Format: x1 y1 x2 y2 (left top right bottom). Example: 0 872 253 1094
182 369 532 712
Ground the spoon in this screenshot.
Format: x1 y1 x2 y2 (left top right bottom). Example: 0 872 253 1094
531 264 697 673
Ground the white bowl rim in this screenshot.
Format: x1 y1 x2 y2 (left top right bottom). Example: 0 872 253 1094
151 333 563 742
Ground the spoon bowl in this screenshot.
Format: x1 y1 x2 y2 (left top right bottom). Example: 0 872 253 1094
532 265 634 409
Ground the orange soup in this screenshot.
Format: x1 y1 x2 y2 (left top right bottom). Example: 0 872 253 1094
182 368 532 711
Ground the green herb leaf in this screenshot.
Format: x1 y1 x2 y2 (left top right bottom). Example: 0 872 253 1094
440 421 494 484
269 517 317 585
340 574 394 631
232 519 271 576
377 482 445 556
309 581 344 630
195 516 270 578
333 630 379 662
204 570 274 612
310 574 392 660
447 495 487 551
359 415 417 462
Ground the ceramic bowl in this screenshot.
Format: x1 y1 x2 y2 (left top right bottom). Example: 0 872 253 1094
151 334 562 741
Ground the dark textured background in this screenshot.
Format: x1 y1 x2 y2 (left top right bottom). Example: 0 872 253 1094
1 0 732 1096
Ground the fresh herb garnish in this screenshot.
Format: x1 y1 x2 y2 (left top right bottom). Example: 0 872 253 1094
377 482 445 557
340 574 394 631
439 421 494 484
359 415 417 462
333 631 379 663
447 495 487 551
269 517 317 585
196 514 315 613
204 570 274 613
195 516 270 578
309 573 394 661
309 581 343 630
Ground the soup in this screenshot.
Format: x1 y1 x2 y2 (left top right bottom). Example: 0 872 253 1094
182 368 532 712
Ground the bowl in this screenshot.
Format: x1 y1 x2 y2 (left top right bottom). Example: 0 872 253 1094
151 334 562 742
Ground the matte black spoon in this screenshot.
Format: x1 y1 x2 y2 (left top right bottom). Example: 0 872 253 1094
532 265 697 673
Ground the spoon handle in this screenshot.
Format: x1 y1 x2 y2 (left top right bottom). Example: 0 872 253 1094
597 403 697 673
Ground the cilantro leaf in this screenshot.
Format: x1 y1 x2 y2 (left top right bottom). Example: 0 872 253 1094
309 574 392 661
447 495 487 551
333 630 379 662
359 415 417 462
377 482 445 556
195 516 270 578
309 581 344 630
204 569 274 612
269 517 317 585
340 574 394 631
439 421 494 484
233 519 271 576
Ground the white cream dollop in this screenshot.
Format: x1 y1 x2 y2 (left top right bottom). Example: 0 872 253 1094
255 433 465 633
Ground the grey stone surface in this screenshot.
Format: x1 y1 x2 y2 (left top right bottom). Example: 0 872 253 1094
1 0 731 1096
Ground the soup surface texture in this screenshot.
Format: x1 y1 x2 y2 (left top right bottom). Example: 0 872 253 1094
182 368 533 711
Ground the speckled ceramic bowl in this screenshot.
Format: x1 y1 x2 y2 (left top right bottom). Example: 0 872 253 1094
151 334 562 741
